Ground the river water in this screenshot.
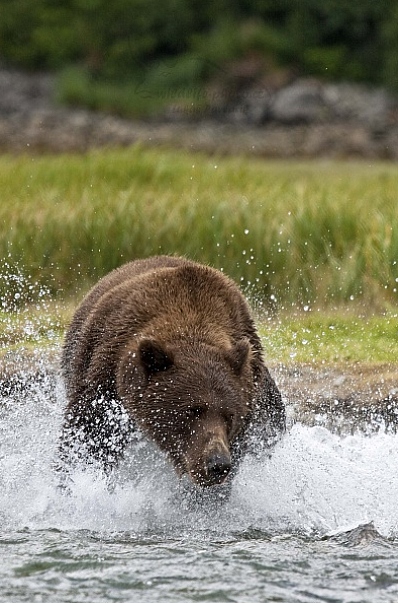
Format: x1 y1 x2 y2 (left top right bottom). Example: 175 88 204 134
1 361 398 603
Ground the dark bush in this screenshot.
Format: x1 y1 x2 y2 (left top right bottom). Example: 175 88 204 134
0 0 397 102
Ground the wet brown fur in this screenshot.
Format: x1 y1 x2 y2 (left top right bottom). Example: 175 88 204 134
60 256 285 487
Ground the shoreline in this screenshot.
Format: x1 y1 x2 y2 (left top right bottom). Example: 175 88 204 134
1 68 398 159
1 346 397 432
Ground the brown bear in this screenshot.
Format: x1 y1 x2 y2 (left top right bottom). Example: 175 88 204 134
59 256 285 488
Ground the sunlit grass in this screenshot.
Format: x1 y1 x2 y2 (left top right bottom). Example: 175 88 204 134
259 311 398 364
0 301 70 352
1 146 398 310
1 302 397 366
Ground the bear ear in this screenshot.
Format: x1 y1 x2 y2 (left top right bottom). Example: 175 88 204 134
138 339 174 376
227 338 250 376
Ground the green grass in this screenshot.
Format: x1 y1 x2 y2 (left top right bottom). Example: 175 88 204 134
0 301 69 354
56 66 207 119
1 302 397 366
1 145 398 311
259 311 398 364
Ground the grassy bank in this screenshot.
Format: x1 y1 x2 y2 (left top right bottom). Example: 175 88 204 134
1 145 398 311
259 311 398 364
1 302 398 368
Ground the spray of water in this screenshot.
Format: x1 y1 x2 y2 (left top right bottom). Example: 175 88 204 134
1 265 397 543
1 365 398 541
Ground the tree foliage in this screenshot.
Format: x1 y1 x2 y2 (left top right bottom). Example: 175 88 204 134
0 0 397 91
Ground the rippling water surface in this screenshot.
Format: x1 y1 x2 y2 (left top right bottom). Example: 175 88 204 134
1 364 398 603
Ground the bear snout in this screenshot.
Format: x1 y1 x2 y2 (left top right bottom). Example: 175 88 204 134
205 451 232 485
187 427 233 487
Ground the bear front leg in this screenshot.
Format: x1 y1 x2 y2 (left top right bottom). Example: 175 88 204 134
242 371 286 458
57 397 134 483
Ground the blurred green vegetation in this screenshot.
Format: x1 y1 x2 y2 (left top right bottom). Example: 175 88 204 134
259 313 398 363
1 145 398 311
1 0 398 116
3 304 398 364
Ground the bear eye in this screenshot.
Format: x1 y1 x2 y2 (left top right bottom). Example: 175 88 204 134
224 412 235 430
188 406 204 419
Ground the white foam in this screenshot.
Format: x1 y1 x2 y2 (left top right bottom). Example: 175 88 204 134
232 424 398 537
1 372 398 539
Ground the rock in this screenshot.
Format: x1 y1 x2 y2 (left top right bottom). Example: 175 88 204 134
271 79 327 124
0 67 53 115
322 82 393 128
1 66 398 158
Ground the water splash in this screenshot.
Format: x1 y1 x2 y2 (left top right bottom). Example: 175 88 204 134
1 265 397 542
232 424 398 538
1 364 398 541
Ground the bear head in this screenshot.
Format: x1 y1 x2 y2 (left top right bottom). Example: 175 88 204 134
117 337 257 487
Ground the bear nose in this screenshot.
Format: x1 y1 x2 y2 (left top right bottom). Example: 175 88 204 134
206 452 231 484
